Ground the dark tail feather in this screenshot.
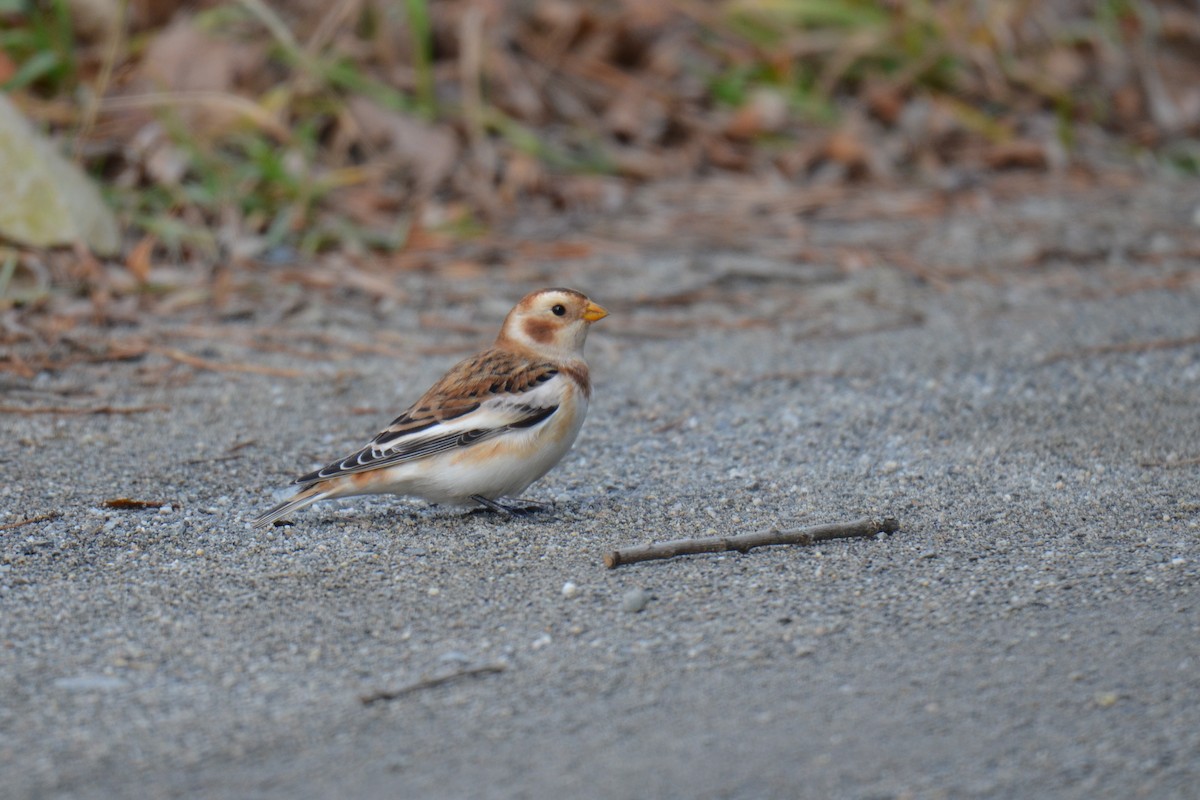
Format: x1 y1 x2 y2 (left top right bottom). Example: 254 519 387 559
250 485 332 529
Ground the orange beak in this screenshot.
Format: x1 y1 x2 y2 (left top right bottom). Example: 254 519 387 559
582 301 608 322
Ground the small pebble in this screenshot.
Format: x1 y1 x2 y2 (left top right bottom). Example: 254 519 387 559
561 581 579 599
621 588 650 613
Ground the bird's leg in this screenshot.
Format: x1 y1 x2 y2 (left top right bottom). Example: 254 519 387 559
470 495 517 515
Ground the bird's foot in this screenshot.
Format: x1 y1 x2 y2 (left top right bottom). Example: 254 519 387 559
469 495 553 517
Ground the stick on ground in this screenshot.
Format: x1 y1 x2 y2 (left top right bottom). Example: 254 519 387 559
0 404 169 415
150 346 307 379
1040 334 1200 365
0 511 63 531
359 663 507 705
603 515 900 569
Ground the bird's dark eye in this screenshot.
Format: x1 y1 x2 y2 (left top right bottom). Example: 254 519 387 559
551 304 566 316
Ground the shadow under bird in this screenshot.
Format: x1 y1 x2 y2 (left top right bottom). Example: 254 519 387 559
251 288 608 528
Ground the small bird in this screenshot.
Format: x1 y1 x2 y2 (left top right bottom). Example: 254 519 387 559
251 288 608 529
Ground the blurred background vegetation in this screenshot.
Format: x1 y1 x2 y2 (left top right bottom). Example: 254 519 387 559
1 0 1198 309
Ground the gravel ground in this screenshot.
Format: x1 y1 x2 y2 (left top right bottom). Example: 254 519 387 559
3 180 1199 799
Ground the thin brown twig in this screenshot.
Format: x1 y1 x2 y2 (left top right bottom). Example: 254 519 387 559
1107 270 1200 298
460 3 486 159
734 368 855 383
1140 456 1200 469
882 251 955 291
359 663 507 705
0 404 169 415
0 511 63 531
651 416 688 435
176 335 349 362
0 342 150 375
416 314 493 336
150 346 307 378
0 360 35 379
183 453 244 466
183 439 256 466
73 0 124 162
1041 334 1200 365
99 93 290 141
603 516 900 569
304 0 361 57
166 325 402 359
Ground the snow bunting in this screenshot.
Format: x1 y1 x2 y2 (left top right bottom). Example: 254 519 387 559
251 288 608 528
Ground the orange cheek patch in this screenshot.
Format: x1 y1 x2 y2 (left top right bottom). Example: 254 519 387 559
522 318 558 345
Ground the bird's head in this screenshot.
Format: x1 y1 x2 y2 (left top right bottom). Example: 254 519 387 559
496 288 608 358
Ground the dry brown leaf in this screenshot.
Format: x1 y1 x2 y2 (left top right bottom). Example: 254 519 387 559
131 19 266 137
1042 48 1087 91
404 222 456 253
104 497 167 510
139 128 189 186
863 81 905 125
985 140 1049 170
546 174 629 211
346 97 459 195
67 0 121 42
0 50 16 85
439 260 488 279
128 0 188 30
126 235 155 283
605 85 667 145
823 128 870 170
497 152 546 203
329 184 404 229
140 20 258 93
339 267 410 303
515 239 595 260
529 0 586 40
726 87 789 139
703 137 751 171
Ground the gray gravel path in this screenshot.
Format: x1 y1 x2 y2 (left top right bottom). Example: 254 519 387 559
3 180 1199 799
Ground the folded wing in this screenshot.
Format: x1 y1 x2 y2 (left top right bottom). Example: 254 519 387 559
294 350 564 486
